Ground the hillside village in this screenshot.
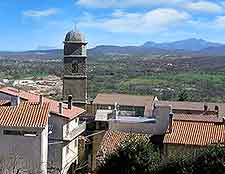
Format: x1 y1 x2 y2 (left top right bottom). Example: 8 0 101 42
0 30 225 174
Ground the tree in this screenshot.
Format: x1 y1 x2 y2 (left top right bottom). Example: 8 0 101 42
178 90 189 101
97 137 160 174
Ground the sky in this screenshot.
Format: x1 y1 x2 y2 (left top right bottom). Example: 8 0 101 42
1 0 225 51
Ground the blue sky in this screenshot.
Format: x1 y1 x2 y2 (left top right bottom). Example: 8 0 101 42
1 0 225 51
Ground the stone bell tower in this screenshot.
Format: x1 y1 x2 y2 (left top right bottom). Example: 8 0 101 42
63 30 87 108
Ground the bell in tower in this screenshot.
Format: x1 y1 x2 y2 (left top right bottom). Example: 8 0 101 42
63 30 88 108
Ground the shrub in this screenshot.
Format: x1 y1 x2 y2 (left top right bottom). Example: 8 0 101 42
97 137 160 174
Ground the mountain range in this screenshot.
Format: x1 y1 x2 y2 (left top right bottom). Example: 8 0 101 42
1 38 225 60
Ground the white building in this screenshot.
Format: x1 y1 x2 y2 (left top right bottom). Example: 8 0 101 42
0 87 86 174
0 102 49 174
109 104 172 135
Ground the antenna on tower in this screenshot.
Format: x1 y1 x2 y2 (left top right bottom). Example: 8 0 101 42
74 22 79 32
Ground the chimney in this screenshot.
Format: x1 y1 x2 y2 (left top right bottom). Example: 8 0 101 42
204 104 208 112
16 96 20 106
39 95 43 105
168 111 173 133
215 105 219 117
59 102 63 114
68 95 72 109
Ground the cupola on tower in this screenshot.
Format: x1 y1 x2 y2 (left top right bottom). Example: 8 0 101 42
63 30 87 108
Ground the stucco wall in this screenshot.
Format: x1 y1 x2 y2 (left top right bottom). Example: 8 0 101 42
48 115 80 174
62 138 79 174
163 143 201 157
0 127 46 173
63 117 79 139
48 113 65 139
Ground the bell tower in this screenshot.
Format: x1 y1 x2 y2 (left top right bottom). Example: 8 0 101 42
63 30 87 108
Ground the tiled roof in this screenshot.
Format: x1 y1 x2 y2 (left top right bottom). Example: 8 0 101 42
0 100 10 106
0 102 49 128
156 100 225 117
93 93 155 107
164 119 225 146
0 87 85 119
173 113 223 123
97 130 151 163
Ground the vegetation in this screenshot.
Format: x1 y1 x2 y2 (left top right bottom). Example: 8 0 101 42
1 55 225 102
97 137 160 174
152 146 225 174
97 137 225 174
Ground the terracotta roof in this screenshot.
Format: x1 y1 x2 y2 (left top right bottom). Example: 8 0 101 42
93 93 155 107
173 113 223 123
0 87 85 119
0 100 10 106
164 119 225 146
156 100 225 117
97 130 151 163
0 102 49 128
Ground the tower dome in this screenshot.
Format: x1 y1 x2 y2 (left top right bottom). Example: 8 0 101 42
65 31 85 42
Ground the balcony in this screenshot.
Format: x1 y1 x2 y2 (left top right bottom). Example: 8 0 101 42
64 121 86 141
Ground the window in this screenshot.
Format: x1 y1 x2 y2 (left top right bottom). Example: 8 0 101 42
3 130 37 136
72 61 78 73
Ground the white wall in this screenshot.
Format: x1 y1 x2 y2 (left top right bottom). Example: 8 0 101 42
63 117 79 139
62 137 79 174
109 105 171 135
0 127 47 173
48 114 80 174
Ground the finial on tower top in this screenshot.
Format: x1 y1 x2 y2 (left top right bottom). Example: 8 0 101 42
74 22 79 32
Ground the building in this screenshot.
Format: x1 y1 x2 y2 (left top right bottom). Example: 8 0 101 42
0 100 10 106
90 104 172 171
109 104 172 135
163 113 225 156
0 87 86 174
0 102 49 174
156 100 225 117
94 93 157 121
63 30 88 109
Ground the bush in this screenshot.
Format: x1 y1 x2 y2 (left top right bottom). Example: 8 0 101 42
151 146 225 174
97 137 160 174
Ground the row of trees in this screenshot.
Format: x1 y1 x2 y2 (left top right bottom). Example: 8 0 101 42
97 137 225 174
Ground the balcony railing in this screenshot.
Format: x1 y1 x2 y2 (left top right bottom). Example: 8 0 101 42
64 121 86 141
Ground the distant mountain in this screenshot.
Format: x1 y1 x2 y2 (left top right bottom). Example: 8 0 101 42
196 45 225 56
0 38 225 60
89 45 170 56
143 38 224 51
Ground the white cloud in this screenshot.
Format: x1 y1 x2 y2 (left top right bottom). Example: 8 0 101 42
184 1 223 13
23 8 59 17
215 16 225 28
77 0 185 8
78 8 190 33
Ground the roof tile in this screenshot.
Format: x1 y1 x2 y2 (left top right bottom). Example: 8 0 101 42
0 102 49 128
93 93 155 107
164 119 225 146
0 87 85 119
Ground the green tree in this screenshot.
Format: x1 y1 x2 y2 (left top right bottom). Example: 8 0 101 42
97 137 160 174
178 90 189 101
